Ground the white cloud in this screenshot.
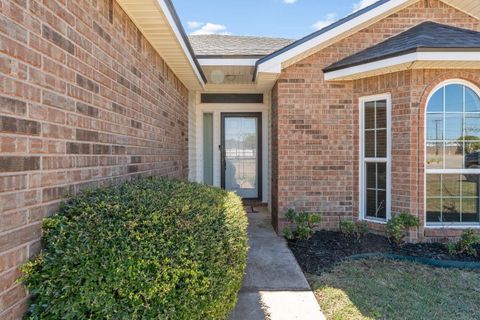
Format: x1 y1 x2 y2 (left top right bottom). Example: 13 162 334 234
283 0 298 4
190 22 231 35
187 21 203 29
352 0 378 12
312 12 337 30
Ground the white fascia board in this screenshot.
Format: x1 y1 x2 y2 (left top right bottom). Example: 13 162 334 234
155 0 205 87
324 51 480 80
198 58 258 66
256 0 410 76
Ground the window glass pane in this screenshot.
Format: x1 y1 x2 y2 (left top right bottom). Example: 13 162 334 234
376 129 387 158
426 142 443 169
444 141 463 169
444 113 463 140
366 189 377 217
366 163 376 189
377 190 387 219
442 198 461 222
445 84 463 112
465 113 480 138
427 87 444 112
203 113 214 185
465 87 480 112
464 141 480 169
462 174 479 197
377 162 386 190
376 101 387 128
365 102 375 129
426 198 442 222
442 174 460 197
462 198 479 222
426 113 443 140
426 174 442 197
364 130 375 157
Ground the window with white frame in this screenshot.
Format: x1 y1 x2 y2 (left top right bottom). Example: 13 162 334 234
361 96 391 221
426 81 480 225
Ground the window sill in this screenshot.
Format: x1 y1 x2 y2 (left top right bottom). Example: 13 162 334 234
425 224 480 229
362 217 388 224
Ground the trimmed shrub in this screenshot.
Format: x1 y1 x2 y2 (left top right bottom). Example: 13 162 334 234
20 178 248 320
284 209 321 240
339 220 369 241
447 229 480 257
385 213 420 244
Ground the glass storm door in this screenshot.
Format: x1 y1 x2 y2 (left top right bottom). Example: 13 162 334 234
221 113 262 199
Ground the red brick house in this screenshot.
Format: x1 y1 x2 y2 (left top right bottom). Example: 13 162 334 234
0 0 479 317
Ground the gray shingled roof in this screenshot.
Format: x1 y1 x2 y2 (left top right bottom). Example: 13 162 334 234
324 21 480 72
189 35 295 57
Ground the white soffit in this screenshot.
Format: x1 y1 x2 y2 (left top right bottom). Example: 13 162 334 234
117 0 205 90
323 51 480 81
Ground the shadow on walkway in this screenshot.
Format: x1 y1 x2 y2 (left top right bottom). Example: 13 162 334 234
230 208 325 320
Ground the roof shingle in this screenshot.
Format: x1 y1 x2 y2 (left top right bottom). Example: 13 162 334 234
324 22 480 72
189 35 295 57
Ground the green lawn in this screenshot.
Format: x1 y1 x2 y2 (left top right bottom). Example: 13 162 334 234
308 258 480 320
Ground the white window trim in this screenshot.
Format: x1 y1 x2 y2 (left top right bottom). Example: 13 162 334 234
359 93 392 223
424 79 480 228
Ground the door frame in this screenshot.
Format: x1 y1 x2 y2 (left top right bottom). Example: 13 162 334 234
221 112 263 200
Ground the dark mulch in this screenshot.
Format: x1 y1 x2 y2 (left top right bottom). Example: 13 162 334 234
287 231 480 275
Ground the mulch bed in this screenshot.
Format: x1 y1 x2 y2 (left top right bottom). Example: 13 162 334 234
287 231 480 275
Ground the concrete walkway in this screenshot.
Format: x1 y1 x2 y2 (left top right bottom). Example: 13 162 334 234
230 208 325 320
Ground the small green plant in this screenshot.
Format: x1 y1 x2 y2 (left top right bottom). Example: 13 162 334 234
284 226 294 240
340 220 369 241
356 221 369 239
385 213 420 244
339 220 356 237
446 229 480 257
284 209 321 240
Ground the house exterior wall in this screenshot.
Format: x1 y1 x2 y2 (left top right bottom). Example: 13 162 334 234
0 0 189 318
271 0 480 234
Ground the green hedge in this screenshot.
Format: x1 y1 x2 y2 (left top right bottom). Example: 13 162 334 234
21 178 248 319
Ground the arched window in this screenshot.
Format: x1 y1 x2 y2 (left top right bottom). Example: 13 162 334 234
426 81 480 225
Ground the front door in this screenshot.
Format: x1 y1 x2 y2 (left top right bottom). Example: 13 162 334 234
221 113 262 199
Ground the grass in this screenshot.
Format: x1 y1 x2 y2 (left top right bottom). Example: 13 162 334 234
308 258 480 320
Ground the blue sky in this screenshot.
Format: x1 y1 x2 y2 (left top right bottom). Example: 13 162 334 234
172 0 378 39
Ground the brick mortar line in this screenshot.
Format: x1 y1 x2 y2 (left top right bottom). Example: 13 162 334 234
0 221 42 241
0 61 185 138
0 30 186 129
1 0 183 99
0 162 182 185
0 296 28 318
0 168 183 208
0 114 186 150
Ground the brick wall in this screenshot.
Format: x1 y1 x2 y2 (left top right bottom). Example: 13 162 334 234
271 0 480 233
0 0 189 318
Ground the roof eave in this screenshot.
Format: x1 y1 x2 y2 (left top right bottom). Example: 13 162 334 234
323 50 480 81
117 0 207 90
